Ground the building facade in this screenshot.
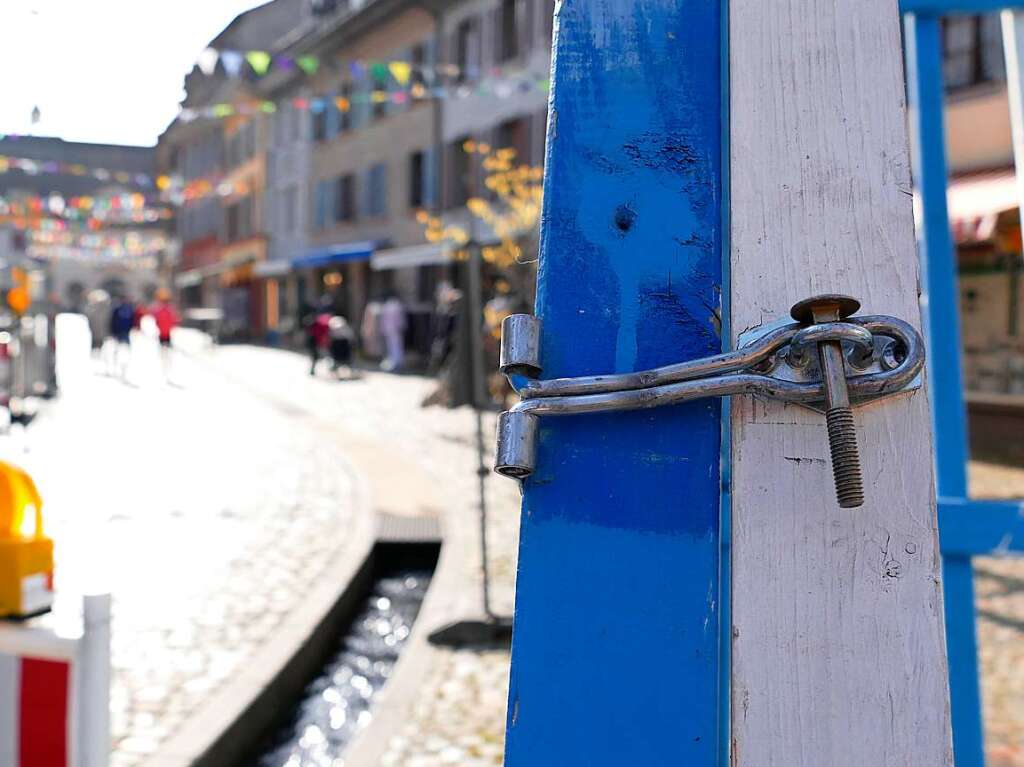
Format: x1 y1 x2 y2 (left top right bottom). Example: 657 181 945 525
163 0 557 356
158 0 306 341
937 14 1024 397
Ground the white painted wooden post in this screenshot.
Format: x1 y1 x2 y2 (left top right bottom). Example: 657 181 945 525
1002 10 1024 233
728 1 954 764
79 593 111 767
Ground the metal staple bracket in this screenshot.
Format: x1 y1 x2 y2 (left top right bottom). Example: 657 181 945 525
494 294 926 508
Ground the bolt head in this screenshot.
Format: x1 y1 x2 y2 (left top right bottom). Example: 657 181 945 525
790 294 861 323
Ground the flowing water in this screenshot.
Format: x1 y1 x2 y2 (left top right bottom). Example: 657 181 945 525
252 567 433 766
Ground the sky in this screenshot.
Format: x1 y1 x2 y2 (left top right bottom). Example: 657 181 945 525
0 1 268 147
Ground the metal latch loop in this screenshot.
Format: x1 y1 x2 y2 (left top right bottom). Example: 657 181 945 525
494 295 925 509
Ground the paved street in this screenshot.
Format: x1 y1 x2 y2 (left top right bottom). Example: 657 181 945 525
1 337 1021 765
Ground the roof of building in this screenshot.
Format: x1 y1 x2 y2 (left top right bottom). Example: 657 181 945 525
0 135 155 197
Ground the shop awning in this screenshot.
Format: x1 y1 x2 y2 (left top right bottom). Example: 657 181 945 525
174 270 203 288
254 259 291 278
371 243 453 271
292 240 376 270
946 169 1019 243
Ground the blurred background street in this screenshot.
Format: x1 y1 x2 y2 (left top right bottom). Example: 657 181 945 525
0 1 1023 765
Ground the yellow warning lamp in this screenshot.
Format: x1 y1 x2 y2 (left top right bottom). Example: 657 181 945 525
7 267 31 317
0 461 54 618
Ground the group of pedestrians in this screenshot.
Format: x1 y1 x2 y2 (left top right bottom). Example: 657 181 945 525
302 292 407 378
102 289 180 382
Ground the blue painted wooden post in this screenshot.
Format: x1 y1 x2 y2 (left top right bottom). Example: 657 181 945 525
503 1 724 764
905 13 985 767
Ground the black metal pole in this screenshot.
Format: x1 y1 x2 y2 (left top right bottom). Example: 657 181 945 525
466 240 494 620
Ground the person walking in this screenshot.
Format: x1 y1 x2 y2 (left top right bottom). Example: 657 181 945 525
327 314 355 377
150 289 180 383
305 298 332 376
379 293 406 372
108 294 135 380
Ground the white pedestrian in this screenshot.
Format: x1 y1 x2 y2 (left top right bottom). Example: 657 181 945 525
379 294 406 372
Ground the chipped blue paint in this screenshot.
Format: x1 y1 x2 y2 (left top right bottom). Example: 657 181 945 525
503 0 723 764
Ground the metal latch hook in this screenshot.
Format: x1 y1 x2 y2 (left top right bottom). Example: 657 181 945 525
493 294 925 509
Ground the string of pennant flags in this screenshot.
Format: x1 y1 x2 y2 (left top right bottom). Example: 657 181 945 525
0 192 172 222
177 73 550 124
0 154 156 188
197 46 484 82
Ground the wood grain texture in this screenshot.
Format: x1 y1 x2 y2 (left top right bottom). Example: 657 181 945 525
728 1 953 765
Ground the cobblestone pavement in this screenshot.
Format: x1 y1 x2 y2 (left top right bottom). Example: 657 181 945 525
213 345 1024 767
969 463 1024 767
0 343 360 767
7 338 1023 766
205 345 521 767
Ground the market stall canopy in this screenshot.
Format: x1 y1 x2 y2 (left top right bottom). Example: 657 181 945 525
944 169 1019 244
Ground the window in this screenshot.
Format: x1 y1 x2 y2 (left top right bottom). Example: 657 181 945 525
409 151 425 208
497 117 529 162
226 197 251 241
411 43 427 87
499 0 519 62
312 104 328 141
335 174 356 222
942 14 1005 91
365 163 388 217
339 83 352 132
372 73 389 120
446 136 472 208
456 19 478 82
244 122 255 158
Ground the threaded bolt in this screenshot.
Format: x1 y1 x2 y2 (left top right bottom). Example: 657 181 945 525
790 294 866 509
825 407 864 508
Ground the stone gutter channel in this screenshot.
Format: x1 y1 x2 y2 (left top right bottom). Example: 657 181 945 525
141 348 505 767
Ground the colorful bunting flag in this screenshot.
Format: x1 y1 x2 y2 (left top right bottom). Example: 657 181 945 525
197 47 219 75
246 51 272 76
388 61 412 85
220 51 244 77
297 55 319 75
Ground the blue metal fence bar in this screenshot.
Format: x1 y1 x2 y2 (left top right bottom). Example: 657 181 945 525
502 0 724 764
900 0 1024 12
939 498 1024 554
905 13 986 766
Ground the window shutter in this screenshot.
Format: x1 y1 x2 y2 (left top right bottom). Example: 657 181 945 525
423 147 437 208
362 169 373 216
325 91 339 138
357 83 372 128
490 7 503 66
314 182 326 229
325 179 338 224
520 0 532 56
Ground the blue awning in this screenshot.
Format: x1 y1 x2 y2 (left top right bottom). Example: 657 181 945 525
292 240 376 270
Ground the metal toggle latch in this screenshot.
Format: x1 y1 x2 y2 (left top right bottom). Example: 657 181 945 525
493 294 926 509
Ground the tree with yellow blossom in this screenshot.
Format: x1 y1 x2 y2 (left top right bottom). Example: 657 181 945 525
416 139 543 288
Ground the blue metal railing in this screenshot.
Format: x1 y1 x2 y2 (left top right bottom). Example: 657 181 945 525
901 3 1024 764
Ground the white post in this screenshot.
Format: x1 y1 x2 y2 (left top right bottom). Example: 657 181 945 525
729 0 953 764
79 593 111 767
1003 10 1024 238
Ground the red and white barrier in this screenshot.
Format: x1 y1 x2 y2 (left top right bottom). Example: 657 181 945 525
0 594 110 767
